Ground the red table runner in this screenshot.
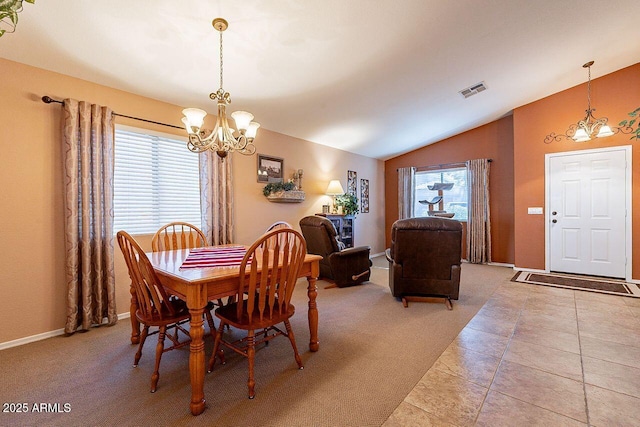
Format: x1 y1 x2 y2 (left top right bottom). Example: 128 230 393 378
180 245 248 269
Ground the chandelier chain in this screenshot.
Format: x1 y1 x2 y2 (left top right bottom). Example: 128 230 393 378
586 64 591 111
219 29 224 91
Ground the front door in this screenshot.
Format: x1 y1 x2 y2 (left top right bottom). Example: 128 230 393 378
548 147 628 278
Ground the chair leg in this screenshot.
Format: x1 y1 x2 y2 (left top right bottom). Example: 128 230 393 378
204 309 216 336
247 329 256 399
151 326 166 393
207 322 226 372
445 297 453 310
134 326 149 367
284 320 303 369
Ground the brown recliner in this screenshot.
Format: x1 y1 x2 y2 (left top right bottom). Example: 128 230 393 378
299 215 371 287
385 217 462 309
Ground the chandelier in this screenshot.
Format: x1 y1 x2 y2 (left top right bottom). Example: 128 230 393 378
181 18 259 158
544 61 630 144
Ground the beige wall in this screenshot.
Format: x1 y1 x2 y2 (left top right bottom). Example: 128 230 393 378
0 58 384 345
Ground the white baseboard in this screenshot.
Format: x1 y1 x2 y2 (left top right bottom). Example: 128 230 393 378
370 252 385 258
513 267 547 274
0 311 131 351
488 262 515 268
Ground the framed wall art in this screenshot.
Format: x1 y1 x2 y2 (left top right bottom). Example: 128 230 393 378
360 178 369 213
257 154 284 183
347 170 357 196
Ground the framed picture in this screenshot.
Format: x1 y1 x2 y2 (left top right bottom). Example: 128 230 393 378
347 170 357 196
360 178 369 213
257 154 284 183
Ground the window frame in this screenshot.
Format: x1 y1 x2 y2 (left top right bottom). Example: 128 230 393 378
413 165 468 222
113 124 202 236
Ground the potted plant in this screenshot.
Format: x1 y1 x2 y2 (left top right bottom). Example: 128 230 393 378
262 181 305 203
0 0 35 37
335 193 359 216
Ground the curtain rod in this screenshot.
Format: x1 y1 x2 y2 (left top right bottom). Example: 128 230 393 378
397 159 492 172
41 96 183 130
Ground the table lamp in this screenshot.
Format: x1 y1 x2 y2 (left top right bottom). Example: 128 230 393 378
326 180 345 213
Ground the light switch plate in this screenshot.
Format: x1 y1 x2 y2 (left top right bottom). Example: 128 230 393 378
528 207 543 215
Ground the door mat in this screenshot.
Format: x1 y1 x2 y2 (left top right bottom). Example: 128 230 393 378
511 271 640 298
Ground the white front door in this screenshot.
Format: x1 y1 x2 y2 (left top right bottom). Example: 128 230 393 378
548 147 628 278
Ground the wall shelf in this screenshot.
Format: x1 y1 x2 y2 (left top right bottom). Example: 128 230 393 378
266 190 305 203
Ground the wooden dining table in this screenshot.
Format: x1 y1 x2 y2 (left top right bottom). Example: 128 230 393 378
127 245 321 416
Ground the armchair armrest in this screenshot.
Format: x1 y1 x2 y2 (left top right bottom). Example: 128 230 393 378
327 246 372 287
331 245 371 260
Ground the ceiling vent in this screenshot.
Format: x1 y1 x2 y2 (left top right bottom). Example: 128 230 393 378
459 82 487 99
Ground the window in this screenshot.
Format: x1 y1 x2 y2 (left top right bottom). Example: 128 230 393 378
413 167 468 221
113 126 201 234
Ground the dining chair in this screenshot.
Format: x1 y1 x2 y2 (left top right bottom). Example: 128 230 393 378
261 221 293 250
152 222 224 334
151 221 207 252
117 230 194 393
207 228 307 399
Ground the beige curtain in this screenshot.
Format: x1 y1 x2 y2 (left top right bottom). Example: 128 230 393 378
466 159 492 263
200 151 234 245
62 99 117 334
397 167 415 220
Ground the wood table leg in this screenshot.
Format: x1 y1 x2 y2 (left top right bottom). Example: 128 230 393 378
307 260 320 352
187 284 207 416
129 282 140 344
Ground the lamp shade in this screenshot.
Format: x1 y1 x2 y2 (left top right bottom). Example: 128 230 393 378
572 128 590 142
245 122 260 139
596 125 614 138
231 110 254 131
326 180 345 195
182 108 207 130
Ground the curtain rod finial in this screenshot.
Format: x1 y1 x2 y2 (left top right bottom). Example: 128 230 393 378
42 96 62 104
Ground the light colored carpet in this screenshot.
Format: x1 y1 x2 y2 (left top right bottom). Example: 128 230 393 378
0 259 513 427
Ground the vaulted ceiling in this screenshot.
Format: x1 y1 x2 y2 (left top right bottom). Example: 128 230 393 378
1 0 639 159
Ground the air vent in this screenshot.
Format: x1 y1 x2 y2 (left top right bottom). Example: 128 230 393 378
459 82 487 98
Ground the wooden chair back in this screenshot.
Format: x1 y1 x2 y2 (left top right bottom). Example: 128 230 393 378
262 221 293 251
117 230 177 322
151 222 207 252
236 228 307 324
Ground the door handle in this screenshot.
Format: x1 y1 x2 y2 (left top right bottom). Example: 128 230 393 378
552 211 557 215
552 219 557 223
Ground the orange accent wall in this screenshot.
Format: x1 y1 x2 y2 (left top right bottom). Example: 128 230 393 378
385 62 639 279
513 62 640 278
384 116 515 264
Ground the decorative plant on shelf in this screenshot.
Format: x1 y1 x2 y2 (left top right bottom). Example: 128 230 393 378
262 181 305 203
619 107 640 140
0 0 35 37
262 181 296 196
335 193 359 216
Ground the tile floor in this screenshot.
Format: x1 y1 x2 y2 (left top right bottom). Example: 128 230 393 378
383 277 640 426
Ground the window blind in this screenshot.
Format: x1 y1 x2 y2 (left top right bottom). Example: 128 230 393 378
114 127 201 235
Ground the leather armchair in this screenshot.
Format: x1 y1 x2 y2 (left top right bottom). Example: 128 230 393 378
385 217 462 309
299 215 371 287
